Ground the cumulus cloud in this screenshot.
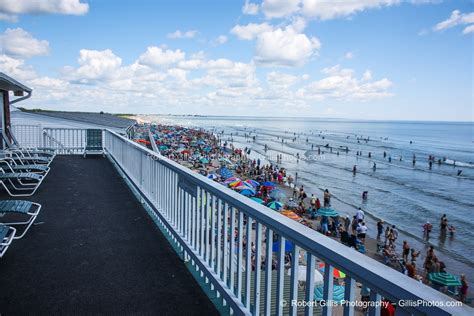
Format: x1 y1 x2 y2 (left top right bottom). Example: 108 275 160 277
298 65 393 101
0 0 88 21
138 46 185 67
62 49 122 83
212 35 228 45
243 0 259 15
301 0 399 20
167 30 198 39
231 23 273 40
261 0 301 18
0 28 49 59
255 26 321 66
433 10 474 35
0 54 37 80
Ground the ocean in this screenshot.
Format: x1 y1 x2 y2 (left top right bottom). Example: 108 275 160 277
144 115 474 277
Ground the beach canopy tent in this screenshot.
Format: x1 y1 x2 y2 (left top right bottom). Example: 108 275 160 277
0 72 32 149
316 207 339 217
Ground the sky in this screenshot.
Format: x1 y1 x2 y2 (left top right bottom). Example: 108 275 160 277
0 0 472 121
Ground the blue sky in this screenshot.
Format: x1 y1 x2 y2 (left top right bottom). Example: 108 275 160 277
0 0 472 121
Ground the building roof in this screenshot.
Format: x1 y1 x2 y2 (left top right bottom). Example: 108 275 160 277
0 72 32 93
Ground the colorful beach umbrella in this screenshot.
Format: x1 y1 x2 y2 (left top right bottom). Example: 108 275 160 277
250 197 264 204
267 201 283 211
316 208 339 217
223 176 238 183
244 179 259 187
428 272 461 286
239 189 256 196
280 210 301 221
262 181 276 187
314 285 345 302
229 180 246 188
318 263 346 278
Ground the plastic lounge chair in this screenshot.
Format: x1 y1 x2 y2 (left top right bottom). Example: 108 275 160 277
0 200 40 239
0 169 44 196
0 224 16 257
83 129 104 158
0 150 52 166
1 131 56 161
0 158 50 175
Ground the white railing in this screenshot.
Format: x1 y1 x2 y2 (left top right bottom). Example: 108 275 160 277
103 129 471 316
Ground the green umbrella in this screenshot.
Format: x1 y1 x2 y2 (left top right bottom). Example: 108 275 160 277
428 272 461 286
200 157 209 164
316 207 339 217
250 197 264 204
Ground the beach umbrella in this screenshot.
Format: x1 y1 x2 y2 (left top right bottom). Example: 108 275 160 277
267 201 283 211
288 265 324 286
159 145 168 151
314 285 345 302
262 181 276 187
234 185 253 191
229 180 247 188
272 240 294 253
224 177 239 183
270 189 286 200
318 263 346 278
428 272 461 286
207 174 218 180
250 197 264 204
316 208 339 217
280 210 302 221
244 179 259 187
200 157 209 164
219 157 232 164
239 189 256 196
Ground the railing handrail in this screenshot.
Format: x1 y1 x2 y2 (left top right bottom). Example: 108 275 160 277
104 129 472 316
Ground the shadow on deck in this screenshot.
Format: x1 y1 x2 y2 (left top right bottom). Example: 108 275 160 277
0 156 218 315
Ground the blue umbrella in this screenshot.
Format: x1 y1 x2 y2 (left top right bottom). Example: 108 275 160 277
314 285 345 302
262 181 276 187
218 167 233 179
250 197 264 204
240 189 256 196
272 240 294 252
316 208 339 217
208 174 218 180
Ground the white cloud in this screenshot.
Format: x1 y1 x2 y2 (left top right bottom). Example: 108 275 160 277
243 0 259 15
261 0 301 18
138 46 185 67
267 71 299 87
231 23 273 40
298 65 393 101
0 28 49 59
0 54 37 80
433 10 474 35
255 26 320 66
301 0 400 20
212 35 228 45
463 24 474 34
0 0 88 21
63 49 122 83
345 51 354 59
167 30 198 39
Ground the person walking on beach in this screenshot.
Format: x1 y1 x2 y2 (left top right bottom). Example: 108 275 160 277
352 165 357 175
377 220 384 239
315 198 321 210
423 221 433 239
356 207 364 222
323 189 331 207
459 274 468 303
402 241 410 263
357 222 368 243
